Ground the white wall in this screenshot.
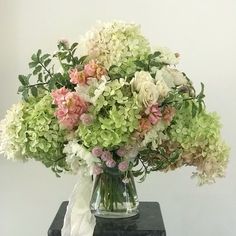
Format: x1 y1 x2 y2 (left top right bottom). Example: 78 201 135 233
0 0 236 235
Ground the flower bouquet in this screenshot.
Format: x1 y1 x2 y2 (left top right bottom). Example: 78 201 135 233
0 21 229 222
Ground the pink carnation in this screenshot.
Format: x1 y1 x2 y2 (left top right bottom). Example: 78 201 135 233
118 161 129 172
92 147 103 157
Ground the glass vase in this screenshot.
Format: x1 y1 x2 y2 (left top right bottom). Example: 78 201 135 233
90 167 139 218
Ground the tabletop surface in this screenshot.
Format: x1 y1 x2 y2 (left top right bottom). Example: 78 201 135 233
48 201 166 236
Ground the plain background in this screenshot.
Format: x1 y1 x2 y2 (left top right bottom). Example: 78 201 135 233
0 0 236 235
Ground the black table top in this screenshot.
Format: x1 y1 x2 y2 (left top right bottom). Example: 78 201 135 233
48 201 166 236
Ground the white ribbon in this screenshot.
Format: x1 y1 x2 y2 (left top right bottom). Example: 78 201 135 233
61 172 96 236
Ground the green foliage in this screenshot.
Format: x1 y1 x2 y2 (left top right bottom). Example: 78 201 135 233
108 51 168 81
133 147 182 182
17 42 87 101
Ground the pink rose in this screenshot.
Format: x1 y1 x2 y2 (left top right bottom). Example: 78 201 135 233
92 147 103 157
118 161 129 172
116 148 127 157
101 151 112 161
106 159 116 168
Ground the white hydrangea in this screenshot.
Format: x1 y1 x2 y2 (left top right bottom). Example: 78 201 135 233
141 122 167 150
0 102 26 161
75 76 108 105
155 47 179 65
82 21 151 69
63 140 99 175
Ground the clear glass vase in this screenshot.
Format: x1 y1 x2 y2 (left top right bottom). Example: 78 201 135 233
90 167 139 218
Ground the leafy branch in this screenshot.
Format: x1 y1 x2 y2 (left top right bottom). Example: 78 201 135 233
17 42 87 101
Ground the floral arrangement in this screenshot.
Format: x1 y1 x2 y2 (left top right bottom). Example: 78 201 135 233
0 21 229 187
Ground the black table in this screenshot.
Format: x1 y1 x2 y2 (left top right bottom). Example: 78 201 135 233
48 201 166 236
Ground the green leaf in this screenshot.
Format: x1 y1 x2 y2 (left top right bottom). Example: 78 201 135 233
18 75 29 86
41 53 50 61
153 51 161 57
192 102 198 117
29 61 38 68
30 86 38 97
17 86 25 93
38 73 43 82
31 53 38 62
22 89 29 101
37 49 42 59
78 55 88 64
44 58 51 67
48 77 56 90
70 42 78 51
33 65 42 75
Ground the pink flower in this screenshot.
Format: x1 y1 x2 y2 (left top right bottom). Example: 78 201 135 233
51 87 69 105
84 60 97 77
146 104 162 125
101 151 113 162
52 89 88 129
116 147 127 157
93 165 103 175
106 159 116 168
69 69 86 85
118 161 129 172
80 113 93 125
92 147 103 157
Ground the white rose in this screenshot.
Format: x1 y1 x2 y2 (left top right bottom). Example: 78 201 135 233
130 71 153 92
138 81 159 107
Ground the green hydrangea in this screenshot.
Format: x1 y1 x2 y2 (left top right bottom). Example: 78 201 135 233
21 94 67 172
76 79 142 149
169 103 229 184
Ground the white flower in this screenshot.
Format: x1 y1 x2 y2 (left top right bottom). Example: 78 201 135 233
75 76 108 105
155 78 171 98
81 21 150 69
155 67 188 88
138 81 159 107
164 67 188 86
130 71 153 92
155 47 179 65
0 102 26 161
63 140 99 175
